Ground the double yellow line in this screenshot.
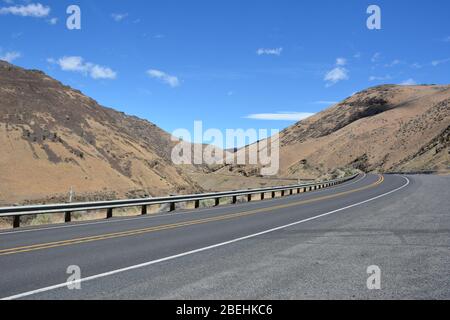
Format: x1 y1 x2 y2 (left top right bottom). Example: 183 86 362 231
0 175 384 256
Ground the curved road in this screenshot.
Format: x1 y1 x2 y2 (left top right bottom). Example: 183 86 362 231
0 174 434 299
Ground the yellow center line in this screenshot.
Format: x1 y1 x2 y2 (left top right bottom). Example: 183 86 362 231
0 175 384 256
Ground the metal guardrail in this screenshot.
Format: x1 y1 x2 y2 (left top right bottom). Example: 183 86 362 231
0 174 359 228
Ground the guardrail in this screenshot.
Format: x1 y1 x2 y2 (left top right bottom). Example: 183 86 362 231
0 174 359 228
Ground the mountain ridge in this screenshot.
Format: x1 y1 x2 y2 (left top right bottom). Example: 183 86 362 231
277 84 450 178
0 61 448 205
0 60 203 205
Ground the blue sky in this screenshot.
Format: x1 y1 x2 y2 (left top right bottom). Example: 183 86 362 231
1 0 449 148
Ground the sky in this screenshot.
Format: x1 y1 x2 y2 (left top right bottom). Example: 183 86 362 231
0 0 449 148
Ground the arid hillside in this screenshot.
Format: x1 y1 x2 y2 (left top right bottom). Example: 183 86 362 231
277 84 450 178
1 61 448 205
0 61 206 205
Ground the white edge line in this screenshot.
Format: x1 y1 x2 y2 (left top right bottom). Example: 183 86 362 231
0 173 367 236
1 175 408 301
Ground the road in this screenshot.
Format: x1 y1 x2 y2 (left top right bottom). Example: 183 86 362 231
0 173 448 300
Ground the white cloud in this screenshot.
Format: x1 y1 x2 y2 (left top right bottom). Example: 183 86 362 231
49 56 117 80
371 52 381 62
0 3 50 17
431 58 450 66
245 112 315 121
369 75 391 81
324 67 349 86
336 58 347 66
400 78 417 86
47 17 57 25
90 65 117 80
256 47 283 56
443 36 450 42
384 59 402 67
56 56 89 72
111 13 128 22
324 57 350 86
354 52 361 59
0 51 21 63
147 69 180 87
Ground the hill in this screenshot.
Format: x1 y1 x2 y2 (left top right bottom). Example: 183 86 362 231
0 61 203 205
277 84 450 178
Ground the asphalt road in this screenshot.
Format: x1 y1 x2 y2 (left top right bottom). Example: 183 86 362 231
0 173 448 300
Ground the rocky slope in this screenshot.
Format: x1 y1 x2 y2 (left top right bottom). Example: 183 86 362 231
278 84 450 178
0 61 203 205
1 61 448 205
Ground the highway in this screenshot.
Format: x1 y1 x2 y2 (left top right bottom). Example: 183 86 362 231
0 173 448 300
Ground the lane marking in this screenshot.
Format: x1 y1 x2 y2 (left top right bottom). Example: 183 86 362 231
0 175 381 256
1 176 409 300
0 173 366 236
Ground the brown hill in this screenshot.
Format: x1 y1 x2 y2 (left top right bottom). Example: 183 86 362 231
0 61 204 205
1 61 448 205
278 84 450 178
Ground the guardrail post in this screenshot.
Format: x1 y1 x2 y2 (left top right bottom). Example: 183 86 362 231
13 215 20 228
0 176 356 229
